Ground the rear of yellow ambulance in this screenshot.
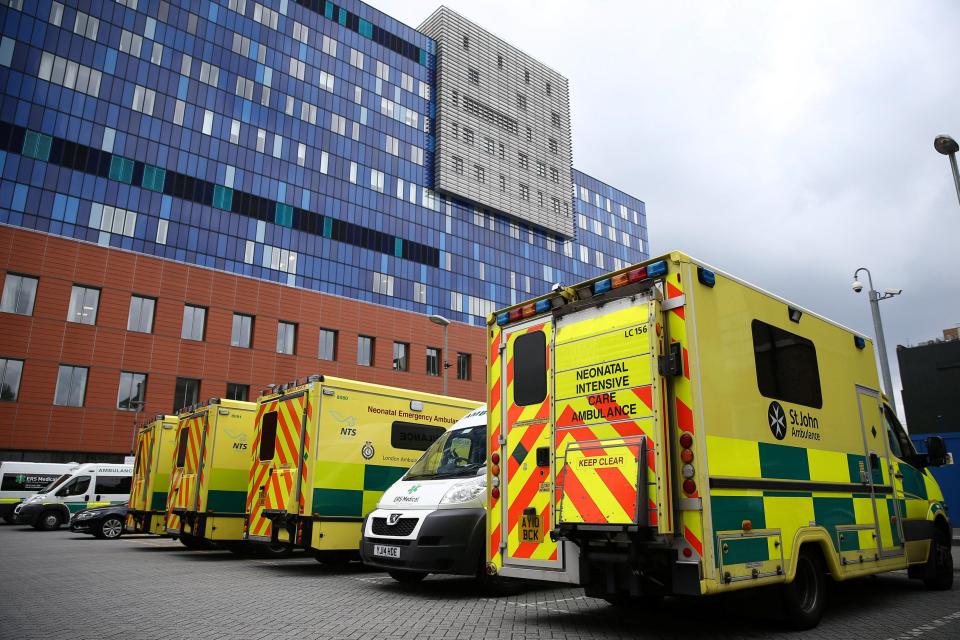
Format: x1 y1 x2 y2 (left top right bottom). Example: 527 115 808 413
245 383 313 546
165 408 207 540
127 415 177 534
487 256 703 600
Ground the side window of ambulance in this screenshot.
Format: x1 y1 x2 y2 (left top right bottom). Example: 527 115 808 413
259 411 278 461
751 320 823 409
57 476 91 497
513 330 547 406
883 408 915 460
96 475 131 495
175 429 190 468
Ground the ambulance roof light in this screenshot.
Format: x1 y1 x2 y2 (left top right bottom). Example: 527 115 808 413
593 278 612 295
697 266 716 288
535 299 551 314
647 260 668 277
496 312 509 326
854 335 866 350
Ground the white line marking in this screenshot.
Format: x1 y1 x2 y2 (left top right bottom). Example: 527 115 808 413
886 610 960 640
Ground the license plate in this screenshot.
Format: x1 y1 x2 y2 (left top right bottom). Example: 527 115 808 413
373 544 400 559
520 514 541 543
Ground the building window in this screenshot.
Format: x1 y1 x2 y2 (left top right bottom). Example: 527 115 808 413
549 138 558 154
413 282 427 304
0 357 23 401
484 137 495 154
457 353 471 381
463 128 474 145
117 371 147 411
357 335 374 367
499 174 506 191
276 321 297 355
373 272 395 296
426 347 441 377
393 342 409 372
551 112 561 128
226 383 249 402
475 165 485 183
516 93 526 110
518 153 528 170
181 305 206 341
550 167 559 183
67 285 100 325
546 81 552 95
462 34 469 49
231 313 253 348
520 184 530 200
552 197 561 214
1 273 38 316
526 126 532 142
537 161 546 178
54 365 88 407
127 295 155 333
173 377 200 413
524 69 530 84
453 156 464 174
319 329 337 361
468 67 479 85
497 54 503 69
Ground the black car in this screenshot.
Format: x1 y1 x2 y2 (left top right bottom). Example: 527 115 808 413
69 504 130 539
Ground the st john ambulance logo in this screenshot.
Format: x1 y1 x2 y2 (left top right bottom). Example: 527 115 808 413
768 401 787 440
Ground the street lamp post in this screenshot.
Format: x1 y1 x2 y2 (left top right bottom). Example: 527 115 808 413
429 314 451 395
934 134 960 207
852 268 901 414
128 399 145 454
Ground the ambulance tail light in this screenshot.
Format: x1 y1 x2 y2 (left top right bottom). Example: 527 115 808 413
683 479 696 495
491 487 500 500
491 452 500 465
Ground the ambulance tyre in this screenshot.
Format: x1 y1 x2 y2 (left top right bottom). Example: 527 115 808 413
388 570 427 584
2 515 14 524
314 550 352 565
35 510 63 531
781 548 826 630
261 542 292 558
602 594 663 608
178 533 204 549
923 527 954 591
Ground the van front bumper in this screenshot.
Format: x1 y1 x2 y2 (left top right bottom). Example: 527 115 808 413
360 508 485 576
12 502 41 526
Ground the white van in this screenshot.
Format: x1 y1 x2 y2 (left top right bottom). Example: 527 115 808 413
0 461 79 523
360 406 487 583
13 463 133 530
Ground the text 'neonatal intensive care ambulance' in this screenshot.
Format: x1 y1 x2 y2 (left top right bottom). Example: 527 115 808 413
165 399 256 548
486 251 953 629
361 406 488 582
14 463 133 531
0 461 78 523
127 415 178 535
245 375 480 562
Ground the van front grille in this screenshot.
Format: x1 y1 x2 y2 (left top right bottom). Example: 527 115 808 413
371 517 417 536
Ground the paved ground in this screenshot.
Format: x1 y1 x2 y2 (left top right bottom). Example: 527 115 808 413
0 525 958 640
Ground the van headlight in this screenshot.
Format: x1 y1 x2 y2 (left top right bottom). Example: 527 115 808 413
76 511 95 520
440 476 486 505
23 495 43 505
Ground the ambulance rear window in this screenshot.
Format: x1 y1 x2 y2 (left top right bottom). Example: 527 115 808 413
513 331 547 406
175 429 189 468
752 320 823 409
258 411 278 461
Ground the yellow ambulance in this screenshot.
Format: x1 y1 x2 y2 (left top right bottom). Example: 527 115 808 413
485 251 953 629
127 415 179 535
245 375 480 563
164 399 257 549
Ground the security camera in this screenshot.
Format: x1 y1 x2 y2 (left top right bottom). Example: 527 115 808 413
852 280 863 293
884 288 902 296
551 282 564 292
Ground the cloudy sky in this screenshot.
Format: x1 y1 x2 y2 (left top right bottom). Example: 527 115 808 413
378 0 960 422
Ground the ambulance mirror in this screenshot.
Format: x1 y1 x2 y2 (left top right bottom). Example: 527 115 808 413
924 436 949 467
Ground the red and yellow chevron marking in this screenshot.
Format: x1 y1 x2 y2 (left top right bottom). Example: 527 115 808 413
129 429 151 510
246 394 308 538
557 436 645 525
165 417 202 531
666 270 704 557
501 322 559 563
195 415 213 512
487 327 504 569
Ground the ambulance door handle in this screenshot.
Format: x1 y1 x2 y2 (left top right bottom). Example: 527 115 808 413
893 471 903 479
83 495 89 501
96 495 101 501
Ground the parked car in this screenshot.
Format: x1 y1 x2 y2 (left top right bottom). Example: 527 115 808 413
69 504 130 539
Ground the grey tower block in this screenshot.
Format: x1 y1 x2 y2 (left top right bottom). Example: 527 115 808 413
420 6 575 237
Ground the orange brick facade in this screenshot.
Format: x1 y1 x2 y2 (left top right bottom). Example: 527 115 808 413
0 227 486 460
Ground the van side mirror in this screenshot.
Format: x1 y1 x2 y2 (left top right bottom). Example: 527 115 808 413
924 436 950 467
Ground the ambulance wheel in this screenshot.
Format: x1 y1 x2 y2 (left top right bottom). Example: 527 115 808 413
388 570 427 583
314 550 352 566
2 515 14 524
36 510 63 531
602 594 663 608
923 528 954 591
261 542 292 558
178 533 204 549
781 549 826 630
97 517 124 539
